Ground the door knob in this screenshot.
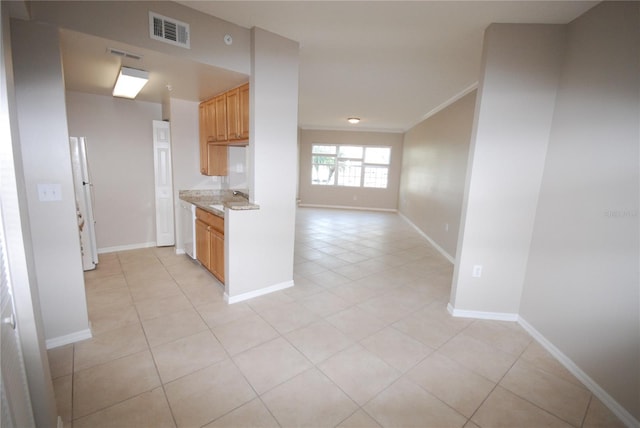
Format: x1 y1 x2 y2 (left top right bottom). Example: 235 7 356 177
3 313 16 330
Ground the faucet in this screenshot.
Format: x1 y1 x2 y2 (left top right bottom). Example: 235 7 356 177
232 190 249 200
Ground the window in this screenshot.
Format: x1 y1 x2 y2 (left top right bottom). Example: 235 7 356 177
311 144 391 188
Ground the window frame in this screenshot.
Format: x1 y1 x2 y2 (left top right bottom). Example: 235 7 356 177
310 144 391 189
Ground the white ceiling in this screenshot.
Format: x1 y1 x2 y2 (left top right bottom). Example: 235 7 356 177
61 1 598 132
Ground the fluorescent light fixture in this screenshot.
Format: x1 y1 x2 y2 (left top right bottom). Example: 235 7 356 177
347 117 360 124
112 66 149 99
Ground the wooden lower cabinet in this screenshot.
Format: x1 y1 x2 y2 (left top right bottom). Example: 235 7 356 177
195 208 224 283
195 219 212 271
211 229 224 282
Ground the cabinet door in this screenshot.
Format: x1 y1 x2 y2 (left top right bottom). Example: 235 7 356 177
214 94 227 141
199 103 208 174
238 83 249 140
207 144 228 176
195 219 211 270
206 99 217 141
226 87 240 140
210 230 225 283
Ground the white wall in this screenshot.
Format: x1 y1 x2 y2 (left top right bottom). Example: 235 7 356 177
65 91 162 251
450 24 566 316
10 19 90 345
520 2 639 422
298 129 403 211
226 27 299 300
399 91 476 259
228 146 248 190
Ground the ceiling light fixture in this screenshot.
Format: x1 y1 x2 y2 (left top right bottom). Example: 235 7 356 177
347 117 360 124
112 66 149 99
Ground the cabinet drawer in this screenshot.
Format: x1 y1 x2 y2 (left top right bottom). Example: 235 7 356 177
196 208 224 234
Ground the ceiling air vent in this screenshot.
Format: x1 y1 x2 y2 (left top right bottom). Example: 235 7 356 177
149 11 190 49
108 48 142 61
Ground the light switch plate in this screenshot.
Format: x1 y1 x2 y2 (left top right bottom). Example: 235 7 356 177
37 183 62 201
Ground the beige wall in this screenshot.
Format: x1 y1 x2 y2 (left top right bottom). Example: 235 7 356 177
520 2 639 422
3 8 58 426
65 91 162 250
30 0 251 75
11 20 90 345
226 28 299 300
398 91 476 259
450 24 566 316
298 129 403 210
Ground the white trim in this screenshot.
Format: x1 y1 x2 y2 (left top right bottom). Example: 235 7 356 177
97 241 156 254
446 309 639 427
175 248 185 255
298 204 397 213
447 303 519 322
398 212 455 264
224 280 294 304
405 82 479 131
518 317 640 428
45 328 92 349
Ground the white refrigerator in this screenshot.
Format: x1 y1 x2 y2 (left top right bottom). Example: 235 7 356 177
70 137 98 271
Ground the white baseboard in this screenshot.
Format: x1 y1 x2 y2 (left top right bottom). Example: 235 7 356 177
175 248 185 255
518 317 639 428
45 328 92 349
225 280 295 304
447 306 639 427
447 303 519 321
98 242 156 254
398 212 455 264
298 203 397 213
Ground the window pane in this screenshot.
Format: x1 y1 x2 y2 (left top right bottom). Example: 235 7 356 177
312 164 335 185
312 155 336 165
338 146 363 159
363 166 388 188
337 160 362 187
364 147 391 165
312 145 336 154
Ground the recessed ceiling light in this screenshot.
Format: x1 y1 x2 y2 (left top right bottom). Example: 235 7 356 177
347 117 360 124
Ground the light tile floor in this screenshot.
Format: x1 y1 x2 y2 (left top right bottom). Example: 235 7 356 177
49 208 625 428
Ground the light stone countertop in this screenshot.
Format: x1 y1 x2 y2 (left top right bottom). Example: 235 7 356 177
179 189 259 217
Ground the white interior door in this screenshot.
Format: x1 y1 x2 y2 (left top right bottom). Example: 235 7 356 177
0 205 35 428
153 120 175 247
69 137 98 270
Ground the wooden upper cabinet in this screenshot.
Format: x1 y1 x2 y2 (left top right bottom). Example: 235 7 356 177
199 99 226 176
207 144 228 176
226 87 240 140
214 94 227 142
198 82 249 175
238 83 250 141
225 84 249 142
199 103 208 175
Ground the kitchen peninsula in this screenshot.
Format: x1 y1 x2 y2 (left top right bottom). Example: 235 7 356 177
179 189 259 284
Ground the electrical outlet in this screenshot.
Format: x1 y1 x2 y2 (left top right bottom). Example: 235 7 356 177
472 265 482 278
